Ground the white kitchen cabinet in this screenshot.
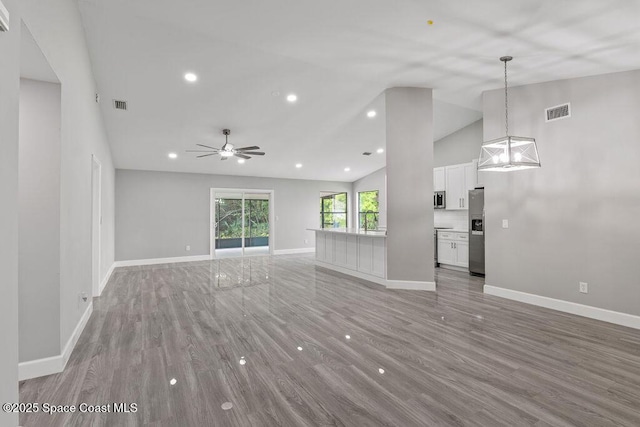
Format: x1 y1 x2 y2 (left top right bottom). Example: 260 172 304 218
445 165 465 210
445 161 477 210
434 167 446 192
437 239 456 265
437 231 469 268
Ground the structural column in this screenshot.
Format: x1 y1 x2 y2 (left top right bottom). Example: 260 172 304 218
385 87 435 289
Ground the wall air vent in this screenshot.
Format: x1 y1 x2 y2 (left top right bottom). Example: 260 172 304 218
545 103 570 122
113 100 128 111
362 152 372 156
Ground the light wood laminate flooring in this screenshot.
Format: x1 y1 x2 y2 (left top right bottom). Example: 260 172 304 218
20 255 640 426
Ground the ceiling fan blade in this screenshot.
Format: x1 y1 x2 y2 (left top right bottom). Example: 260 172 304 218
235 153 251 160
241 151 265 156
186 150 218 153
197 153 217 158
197 143 219 150
236 146 260 151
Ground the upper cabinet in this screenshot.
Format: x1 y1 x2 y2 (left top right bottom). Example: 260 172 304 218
444 160 477 210
434 167 446 192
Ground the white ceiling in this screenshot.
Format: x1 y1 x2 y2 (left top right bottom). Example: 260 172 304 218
78 0 640 182
20 22 59 83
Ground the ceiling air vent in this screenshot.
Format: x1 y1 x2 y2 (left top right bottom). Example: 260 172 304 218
362 152 372 156
113 100 128 111
545 103 570 122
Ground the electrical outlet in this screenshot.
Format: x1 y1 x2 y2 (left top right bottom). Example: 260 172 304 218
579 282 588 294
502 219 509 229
185 245 191 251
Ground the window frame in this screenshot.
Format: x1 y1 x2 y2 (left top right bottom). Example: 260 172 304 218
357 190 380 230
320 192 348 229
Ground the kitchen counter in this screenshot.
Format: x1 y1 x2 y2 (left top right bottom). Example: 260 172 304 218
310 228 434 291
308 228 387 237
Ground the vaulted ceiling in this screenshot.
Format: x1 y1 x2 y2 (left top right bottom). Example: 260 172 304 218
78 0 640 181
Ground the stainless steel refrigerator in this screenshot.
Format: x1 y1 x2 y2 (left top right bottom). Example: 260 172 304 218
469 188 485 276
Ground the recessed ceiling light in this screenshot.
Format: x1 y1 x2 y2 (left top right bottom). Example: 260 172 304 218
170 378 177 385
367 110 377 118
168 152 178 159
287 94 298 103
295 163 302 168
345 335 351 340
297 346 303 351
344 167 351 172
376 148 384 154
238 159 245 164
184 72 198 82
378 368 385 374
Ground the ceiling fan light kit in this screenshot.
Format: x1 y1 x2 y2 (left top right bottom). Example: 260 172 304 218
187 129 265 161
478 56 541 172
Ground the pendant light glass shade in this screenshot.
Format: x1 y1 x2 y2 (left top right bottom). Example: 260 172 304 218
479 56 540 172
478 135 540 171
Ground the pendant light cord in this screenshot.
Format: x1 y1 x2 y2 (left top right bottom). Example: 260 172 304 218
504 58 509 136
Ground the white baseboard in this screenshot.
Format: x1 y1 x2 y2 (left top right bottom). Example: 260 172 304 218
114 254 212 267
386 279 436 291
316 261 435 291
484 285 640 330
98 262 115 296
274 248 315 255
18 354 62 382
19 302 93 381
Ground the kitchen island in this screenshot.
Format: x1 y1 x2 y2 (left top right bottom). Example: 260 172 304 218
309 228 434 290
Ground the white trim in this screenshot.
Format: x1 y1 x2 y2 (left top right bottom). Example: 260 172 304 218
61 302 93 369
274 248 315 255
114 254 211 267
316 260 435 291
19 302 93 381
386 279 436 291
18 355 62 382
98 262 115 296
484 285 640 330
91 154 102 297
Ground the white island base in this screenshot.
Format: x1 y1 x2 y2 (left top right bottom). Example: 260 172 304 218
311 229 435 291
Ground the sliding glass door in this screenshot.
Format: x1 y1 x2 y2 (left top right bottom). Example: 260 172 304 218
213 190 272 258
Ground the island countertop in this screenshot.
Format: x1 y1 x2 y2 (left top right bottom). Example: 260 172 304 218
307 228 387 238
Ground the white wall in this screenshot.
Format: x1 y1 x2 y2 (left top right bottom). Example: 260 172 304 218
434 119 483 167
483 69 640 316
21 0 116 357
19 78 62 363
0 0 21 423
353 167 386 228
355 119 483 231
115 169 352 261
385 87 434 283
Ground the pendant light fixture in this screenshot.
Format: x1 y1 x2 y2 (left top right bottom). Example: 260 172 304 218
478 56 541 172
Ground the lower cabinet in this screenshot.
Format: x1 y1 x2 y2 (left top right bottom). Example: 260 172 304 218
315 232 386 278
437 231 469 268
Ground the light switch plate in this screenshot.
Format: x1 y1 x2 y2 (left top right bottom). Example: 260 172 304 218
579 282 588 293
502 219 509 229
185 245 191 251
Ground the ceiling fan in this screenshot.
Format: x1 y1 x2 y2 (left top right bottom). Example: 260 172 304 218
187 129 265 161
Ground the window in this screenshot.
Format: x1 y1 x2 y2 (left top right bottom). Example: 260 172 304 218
358 190 379 230
320 192 348 228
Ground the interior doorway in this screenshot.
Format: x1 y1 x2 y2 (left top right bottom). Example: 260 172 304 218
211 189 274 259
91 155 102 296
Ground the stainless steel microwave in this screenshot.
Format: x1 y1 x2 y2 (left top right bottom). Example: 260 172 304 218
434 191 446 209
